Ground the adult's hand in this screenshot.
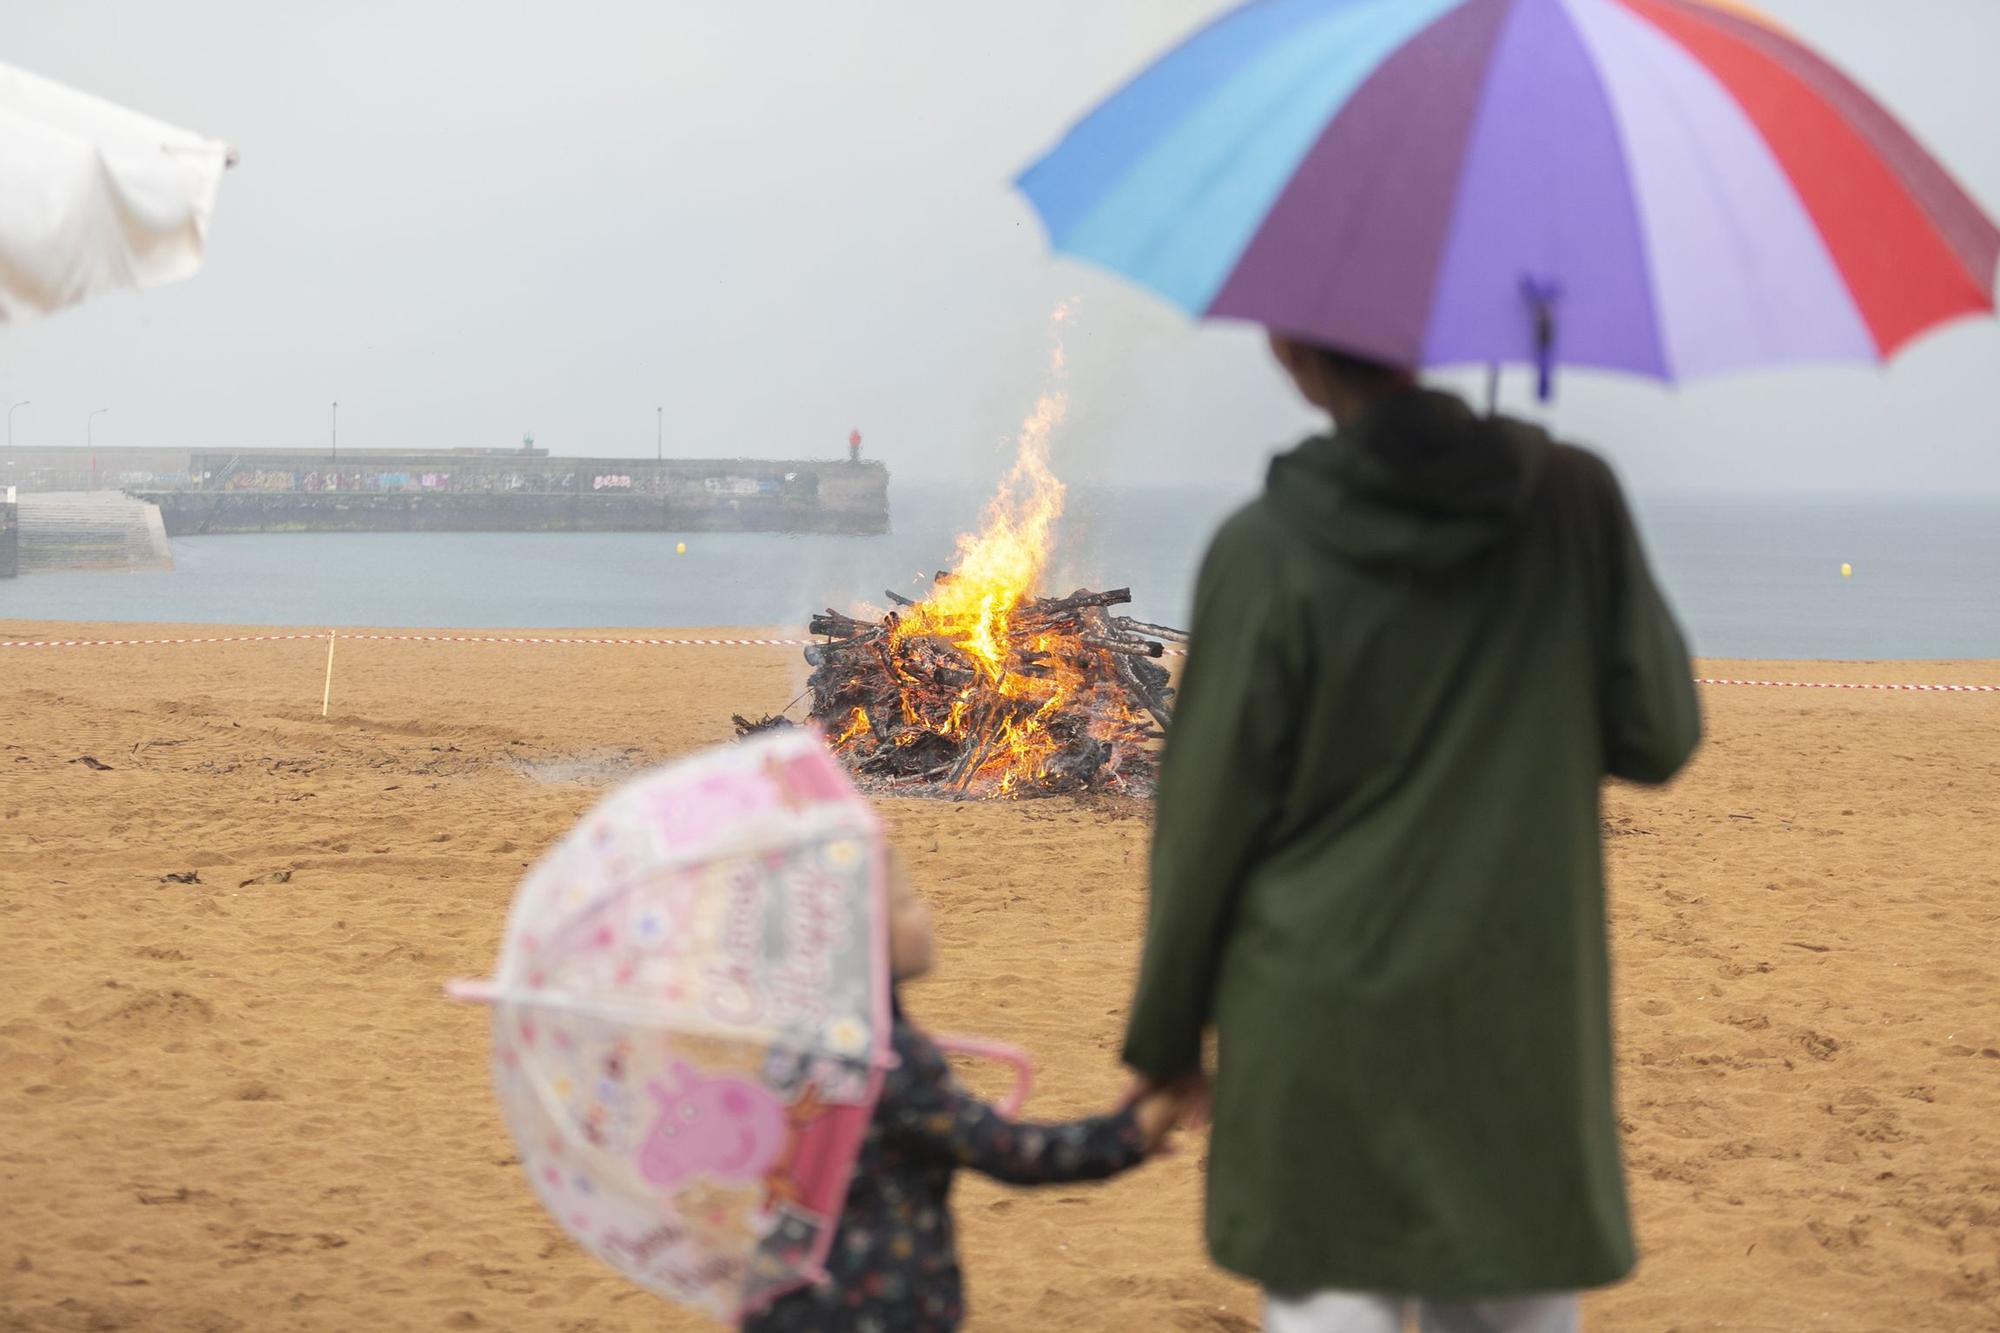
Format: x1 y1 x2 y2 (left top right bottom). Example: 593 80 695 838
1121 1068 1213 1131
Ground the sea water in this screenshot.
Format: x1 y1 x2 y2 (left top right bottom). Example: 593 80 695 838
3 486 1996 661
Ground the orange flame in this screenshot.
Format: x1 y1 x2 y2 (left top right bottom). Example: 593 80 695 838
892 302 1071 680
819 302 1155 797
862 303 1095 792
832 706 872 748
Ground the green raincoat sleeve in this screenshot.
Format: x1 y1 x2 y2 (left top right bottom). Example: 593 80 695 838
1598 474 1701 784
1121 511 1299 1085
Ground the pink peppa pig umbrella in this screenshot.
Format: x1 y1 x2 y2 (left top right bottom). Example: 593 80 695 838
446 730 918 1320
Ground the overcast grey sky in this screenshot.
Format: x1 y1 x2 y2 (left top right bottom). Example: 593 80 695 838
3 0 1996 495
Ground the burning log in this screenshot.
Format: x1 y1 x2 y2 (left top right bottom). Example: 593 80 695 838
1082 636 1164 658
1111 616 1190 645
744 586 1183 799
808 609 875 638
1112 656 1174 735
1027 587 1132 614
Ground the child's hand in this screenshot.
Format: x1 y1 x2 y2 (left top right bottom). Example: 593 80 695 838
1133 1085 1188 1154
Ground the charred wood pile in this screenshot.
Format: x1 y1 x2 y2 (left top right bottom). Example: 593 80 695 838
735 584 1182 798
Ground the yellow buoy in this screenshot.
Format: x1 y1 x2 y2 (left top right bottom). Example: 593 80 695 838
675 542 687 556
1840 562 1852 578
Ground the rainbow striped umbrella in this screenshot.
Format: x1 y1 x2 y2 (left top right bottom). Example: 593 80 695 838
1018 0 1998 395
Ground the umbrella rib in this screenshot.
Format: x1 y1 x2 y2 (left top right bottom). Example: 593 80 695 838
493 985 884 1068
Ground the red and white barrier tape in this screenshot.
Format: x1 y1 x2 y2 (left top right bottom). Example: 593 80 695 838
0 632 811 649
3 633 1997 693
1692 677 1997 694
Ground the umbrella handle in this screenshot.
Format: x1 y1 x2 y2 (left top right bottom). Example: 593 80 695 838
932 1034 1035 1119
444 978 500 1004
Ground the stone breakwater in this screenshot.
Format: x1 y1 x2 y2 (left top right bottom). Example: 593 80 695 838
8 448 890 537
8 492 172 573
143 484 886 536
146 459 888 536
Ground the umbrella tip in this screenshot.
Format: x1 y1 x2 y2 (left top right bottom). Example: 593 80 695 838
444 978 498 1005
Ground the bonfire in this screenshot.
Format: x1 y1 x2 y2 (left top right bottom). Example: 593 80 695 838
765 585 1181 798
735 305 1183 798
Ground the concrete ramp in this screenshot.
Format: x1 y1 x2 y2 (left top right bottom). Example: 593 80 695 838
15 492 173 572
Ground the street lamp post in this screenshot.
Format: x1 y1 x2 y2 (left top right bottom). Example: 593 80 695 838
331 401 338 462
7 400 27 475
656 406 663 463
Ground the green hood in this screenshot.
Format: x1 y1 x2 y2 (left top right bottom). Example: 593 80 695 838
1266 388 1552 570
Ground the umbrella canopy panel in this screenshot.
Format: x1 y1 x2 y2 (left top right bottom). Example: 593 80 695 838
473 731 893 1320
1019 0 1999 385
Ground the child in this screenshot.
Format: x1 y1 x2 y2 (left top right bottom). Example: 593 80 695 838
744 858 1182 1331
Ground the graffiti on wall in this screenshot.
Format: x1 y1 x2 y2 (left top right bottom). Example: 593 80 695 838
185 463 822 500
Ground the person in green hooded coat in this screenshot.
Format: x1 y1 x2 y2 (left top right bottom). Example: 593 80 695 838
1122 338 1701 1333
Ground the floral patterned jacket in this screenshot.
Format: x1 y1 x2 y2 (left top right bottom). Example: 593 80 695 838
741 1013 1148 1332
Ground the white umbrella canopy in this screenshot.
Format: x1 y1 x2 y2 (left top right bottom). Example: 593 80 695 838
0 62 235 321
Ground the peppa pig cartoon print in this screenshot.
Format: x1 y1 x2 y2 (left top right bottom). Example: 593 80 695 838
638 1062 790 1190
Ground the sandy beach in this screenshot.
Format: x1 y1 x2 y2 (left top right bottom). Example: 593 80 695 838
2 620 1996 1332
